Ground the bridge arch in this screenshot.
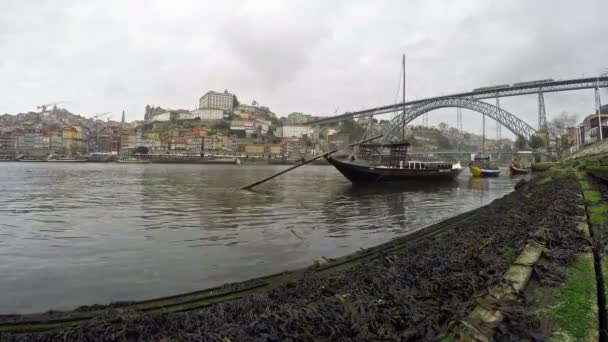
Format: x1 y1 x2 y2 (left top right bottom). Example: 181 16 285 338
381 97 537 143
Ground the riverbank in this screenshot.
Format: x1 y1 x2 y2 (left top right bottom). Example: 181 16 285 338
0 169 590 340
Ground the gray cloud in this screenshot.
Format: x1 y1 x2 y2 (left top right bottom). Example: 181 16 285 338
0 0 606 136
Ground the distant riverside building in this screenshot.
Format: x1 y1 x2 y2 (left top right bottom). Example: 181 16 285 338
0 135 18 156
281 125 312 138
328 133 350 150
149 109 191 122
192 108 225 121
49 130 63 154
287 112 312 124
199 90 234 112
62 125 89 154
230 118 271 137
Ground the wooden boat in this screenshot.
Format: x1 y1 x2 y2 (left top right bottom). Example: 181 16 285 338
509 162 531 175
117 158 151 164
16 156 45 162
47 154 88 162
199 157 240 165
325 142 462 183
469 155 500 177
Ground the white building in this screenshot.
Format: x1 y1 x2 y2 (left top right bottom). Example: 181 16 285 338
152 112 171 122
281 125 311 138
230 119 271 137
177 112 194 120
199 90 234 111
287 112 312 124
192 108 225 121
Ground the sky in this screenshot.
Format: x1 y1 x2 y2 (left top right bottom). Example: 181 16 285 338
1 0 607 137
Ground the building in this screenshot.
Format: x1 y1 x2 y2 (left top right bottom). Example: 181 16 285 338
187 136 203 154
230 118 271 137
243 144 265 155
150 109 192 122
49 130 63 154
287 112 312 124
198 90 234 112
62 126 88 154
582 113 608 144
17 130 50 156
0 135 18 156
192 108 225 121
281 137 306 158
281 125 311 138
328 133 350 150
264 144 282 156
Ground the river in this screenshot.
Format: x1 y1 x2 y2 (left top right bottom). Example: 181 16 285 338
0 162 524 314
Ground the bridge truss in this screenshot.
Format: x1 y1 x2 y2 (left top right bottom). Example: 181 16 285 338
308 76 608 126
381 98 537 143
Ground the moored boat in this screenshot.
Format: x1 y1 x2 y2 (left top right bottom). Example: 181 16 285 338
326 142 462 183
47 154 88 162
16 155 45 162
117 158 151 164
509 162 531 175
469 155 500 177
199 157 240 165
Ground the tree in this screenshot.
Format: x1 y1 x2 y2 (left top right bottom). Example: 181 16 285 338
529 134 546 150
515 135 527 150
548 111 577 138
134 146 149 155
340 119 366 141
438 122 449 132
213 120 230 131
547 111 577 158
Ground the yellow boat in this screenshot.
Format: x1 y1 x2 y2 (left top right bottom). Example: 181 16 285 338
468 155 500 177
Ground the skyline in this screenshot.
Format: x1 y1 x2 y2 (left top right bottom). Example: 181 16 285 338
1 0 607 137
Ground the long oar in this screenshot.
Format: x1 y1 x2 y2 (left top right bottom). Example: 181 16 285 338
241 134 382 190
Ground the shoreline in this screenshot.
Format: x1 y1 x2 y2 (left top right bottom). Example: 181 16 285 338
1 168 593 340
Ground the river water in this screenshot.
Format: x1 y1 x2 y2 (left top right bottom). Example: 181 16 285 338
0 162 524 314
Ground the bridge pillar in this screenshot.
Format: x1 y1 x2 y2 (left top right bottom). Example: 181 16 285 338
312 124 320 141
495 97 501 143
538 92 547 132
596 85 603 141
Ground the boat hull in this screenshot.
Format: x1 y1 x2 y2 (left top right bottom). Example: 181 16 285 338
510 165 530 175
469 165 500 177
199 159 239 165
116 160 151 164
326 156 461 183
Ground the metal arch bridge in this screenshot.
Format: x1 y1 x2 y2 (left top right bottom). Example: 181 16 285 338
381 97 537 143
307 76 608 126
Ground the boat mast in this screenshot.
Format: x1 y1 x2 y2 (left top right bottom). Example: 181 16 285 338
402 54 406 142
482 113 486 155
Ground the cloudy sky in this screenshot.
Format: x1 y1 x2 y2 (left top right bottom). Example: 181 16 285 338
1 0 606 137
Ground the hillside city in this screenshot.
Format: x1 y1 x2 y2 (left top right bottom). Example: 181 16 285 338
1 89 605 161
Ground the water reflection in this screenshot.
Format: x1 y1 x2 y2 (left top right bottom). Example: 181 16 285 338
0 163 522 314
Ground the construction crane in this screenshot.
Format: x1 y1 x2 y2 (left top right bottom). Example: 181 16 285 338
37 101 65 113
93 112 111 120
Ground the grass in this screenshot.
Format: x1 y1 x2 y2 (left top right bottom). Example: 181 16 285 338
548 254 596 341
502 246 517 264
582 190 602 203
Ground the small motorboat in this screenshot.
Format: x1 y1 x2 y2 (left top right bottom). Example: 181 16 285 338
510 162 531 175
469 155 500 177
